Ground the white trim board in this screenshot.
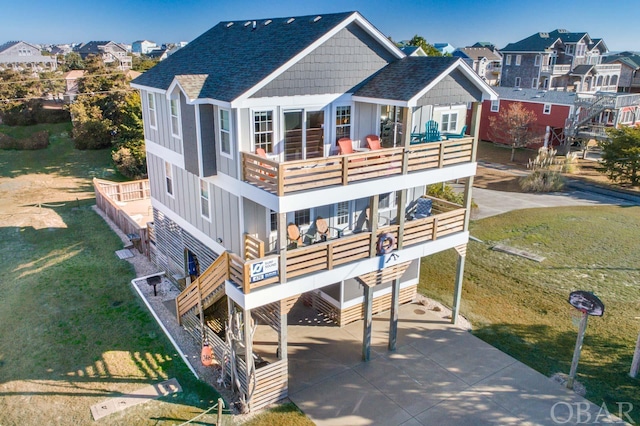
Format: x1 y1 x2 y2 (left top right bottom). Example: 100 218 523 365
146 140 185 169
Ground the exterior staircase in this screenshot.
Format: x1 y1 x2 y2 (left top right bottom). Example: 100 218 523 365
175 252 229 324
564 93 617 139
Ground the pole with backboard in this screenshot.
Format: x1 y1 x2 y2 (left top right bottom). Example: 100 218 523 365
566 290 605 390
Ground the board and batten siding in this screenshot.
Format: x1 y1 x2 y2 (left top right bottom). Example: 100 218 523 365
147 152 242 255
181 94 199 176
211 104 238 179
141 90 183 154
251 23 396 99
353 102 378 144
199 104 217 177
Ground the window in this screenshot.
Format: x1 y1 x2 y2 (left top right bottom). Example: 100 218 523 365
336 201 349 226
490 100 500 112
200 179 210 219
505 55 511 66
532 78 538 89
515 77 521 87
270 210 277 232
543 104 552 115
147 93 157 128
165 161 173 196
441 112 458 132
576 43 586 57
170 98 180 137
566 45 574 55
335 106 351 142
515 55 522 66
534 55 541 66
219 109 232 157
294 209 311 226
379 193 392 209
254 111 273 153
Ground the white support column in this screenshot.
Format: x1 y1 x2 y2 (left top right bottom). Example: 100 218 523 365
362 284 374 361
277 212 287 284
278 302 288 360
451 245 467 325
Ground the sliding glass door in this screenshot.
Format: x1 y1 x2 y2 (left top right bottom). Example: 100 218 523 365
284 109 324 161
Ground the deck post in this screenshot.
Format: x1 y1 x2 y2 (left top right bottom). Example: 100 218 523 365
401 107 413 175
368 195 379 258
362 284 374 361
278 302 288 360
388 278 400 351
451 247 466 325
395 189 407 249
243 308 253 397
463 177 474 232
277 212 287 284
470 102 482 163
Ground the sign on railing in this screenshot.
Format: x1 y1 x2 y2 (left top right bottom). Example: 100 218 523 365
249 257 279 283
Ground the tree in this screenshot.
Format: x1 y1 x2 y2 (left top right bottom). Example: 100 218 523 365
63 52 84 71
132 55 159 72
488 102 543 161
408 35 442 57
598 125 640 186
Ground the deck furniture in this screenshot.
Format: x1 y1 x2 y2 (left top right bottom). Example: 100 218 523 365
338 138 354 155
366 134 382 151
287 223 302 248
413 197 433 219
443 125 467 139
424 120 441 142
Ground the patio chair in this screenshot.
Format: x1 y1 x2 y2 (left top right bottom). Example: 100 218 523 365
315 216 329 242
365 135 382 151
443 125 467 139
424 120 441 142
256 148 268 158
337 138 354 155
413 197 433 219
287 223 303 248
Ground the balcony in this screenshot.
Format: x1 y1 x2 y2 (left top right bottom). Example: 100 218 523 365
242 137 474 196
541 64 571 75
595 64 621 73
227 196 466 293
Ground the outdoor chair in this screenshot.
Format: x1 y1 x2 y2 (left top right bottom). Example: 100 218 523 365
287 223 303 248
365 134 382 151
413 197 433 219
338 138 355 155
443 125 467 139
424 120 441 142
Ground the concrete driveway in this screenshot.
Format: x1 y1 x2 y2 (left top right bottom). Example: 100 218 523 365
286 304 624 425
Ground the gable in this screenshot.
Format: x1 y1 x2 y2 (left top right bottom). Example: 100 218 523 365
415 69 482 106
251 23 396 98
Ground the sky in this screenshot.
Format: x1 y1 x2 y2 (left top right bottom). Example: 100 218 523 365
2 0 638 52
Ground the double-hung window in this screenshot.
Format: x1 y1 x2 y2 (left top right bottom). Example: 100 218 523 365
505 55 511 66
147 93 157 128
441 112 458 132
490 100 500 112
294 209 311 227
515 77 521 87
336 201 350 226
515 55 522 66
165 161 173 196
219 109 232 158
543 104 552 115
170 98 180 137
200 179 210 219
254 111 273 153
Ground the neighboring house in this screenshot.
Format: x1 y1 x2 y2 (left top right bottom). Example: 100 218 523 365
472 41 497 51
131 11 496 411
399 45 426 56
474 87 576 147
500 29 620 93
132 40 157 54
50 44 72 56
433 42 455 55
63 69 85 102
76 41 132 70
453 47 503 85
604 52 640 93
0 41 57 71
146 48 168 61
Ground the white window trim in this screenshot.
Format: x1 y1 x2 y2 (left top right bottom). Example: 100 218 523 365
164 161 174 198
147 92 157 129
219 108 233 160
534 55 541 66
200 179 211 221
441 112 458 132
490 100 500 112
515 55 522 66
543 103 552 115
252 109 275 154
505 55 511 66
515 77 521 88
334 104 352 143
532 78 538 89
170 98 181 138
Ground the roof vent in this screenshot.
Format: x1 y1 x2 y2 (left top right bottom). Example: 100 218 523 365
252 20 257 30
286 18 295 24
533 95 541 98
539 32 549 38
244 21 252 27
264 19 272 26
313 16 322 23
558 29 568 33
226 22 234 28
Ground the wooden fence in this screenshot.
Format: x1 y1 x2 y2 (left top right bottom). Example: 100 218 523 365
93 178 151 256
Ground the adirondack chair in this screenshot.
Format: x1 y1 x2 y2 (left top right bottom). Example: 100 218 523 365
443 125 467 139
337 138 354 155
424 120 441 142
365 135 382 151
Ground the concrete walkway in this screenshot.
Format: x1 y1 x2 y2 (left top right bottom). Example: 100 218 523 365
286 304 624 425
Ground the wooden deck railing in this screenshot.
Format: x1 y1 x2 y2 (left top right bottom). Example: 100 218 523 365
229 197 466 293
93 178 151 256
242 138 474 196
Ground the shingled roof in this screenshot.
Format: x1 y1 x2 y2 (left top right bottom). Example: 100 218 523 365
493 86 576 105
354 56 458 101
454 47 501 62
502 29 590 52
605 52 640 70
132 12 361 102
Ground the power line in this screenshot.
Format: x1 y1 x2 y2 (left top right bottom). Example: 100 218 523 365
0 72 134 86
0 88 136 102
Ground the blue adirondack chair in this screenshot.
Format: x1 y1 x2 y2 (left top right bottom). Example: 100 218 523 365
443 125 468 139
424 120 441 142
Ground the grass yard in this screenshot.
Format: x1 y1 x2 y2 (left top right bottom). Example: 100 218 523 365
0 124 228 425
419 205 640 423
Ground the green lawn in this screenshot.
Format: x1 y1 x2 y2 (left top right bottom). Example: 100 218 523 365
419 206 640 423
0 124 228 425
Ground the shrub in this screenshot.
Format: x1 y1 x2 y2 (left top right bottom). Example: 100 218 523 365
426 182 477 209
0 130 49 150
112 139 147 179
0 100 70 125
519 170 565 192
